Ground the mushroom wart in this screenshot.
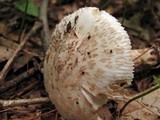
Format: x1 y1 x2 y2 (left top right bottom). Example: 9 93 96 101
44 7 157 120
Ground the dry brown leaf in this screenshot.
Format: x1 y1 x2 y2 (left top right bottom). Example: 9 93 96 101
118 88 160 120
0 37 43 59
12 54 33 72
0 45 14 62
0 22 19 41
0 22 7 36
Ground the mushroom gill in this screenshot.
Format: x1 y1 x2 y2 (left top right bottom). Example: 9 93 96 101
43 7 158 120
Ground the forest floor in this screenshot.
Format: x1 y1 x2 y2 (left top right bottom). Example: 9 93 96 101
0 0 160 120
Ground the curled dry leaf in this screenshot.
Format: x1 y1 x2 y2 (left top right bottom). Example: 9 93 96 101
44 7 134 120
118 88 160 120
132 48 158 67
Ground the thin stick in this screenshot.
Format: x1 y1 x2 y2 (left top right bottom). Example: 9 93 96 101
18 0 28 42
119 84 160 116
26 109 56 120
0 37 44 58
39 0 50 52
0 97 50 107
99 0 112 9
0 21 42 81
0 63 42 93
122 0 127 26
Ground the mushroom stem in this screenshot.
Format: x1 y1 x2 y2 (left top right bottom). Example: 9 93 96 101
131 48 159 67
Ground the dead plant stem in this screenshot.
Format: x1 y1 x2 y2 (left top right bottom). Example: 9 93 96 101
0 21 42 81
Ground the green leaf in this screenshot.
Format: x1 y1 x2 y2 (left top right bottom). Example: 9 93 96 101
15 0 39 17
153 76 160 86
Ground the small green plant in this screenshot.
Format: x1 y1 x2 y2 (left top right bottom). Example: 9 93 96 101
119 76 160 116
15 0 39 17
153 75 160 86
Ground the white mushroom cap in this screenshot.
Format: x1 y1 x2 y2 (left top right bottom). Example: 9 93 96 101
44 7 134 120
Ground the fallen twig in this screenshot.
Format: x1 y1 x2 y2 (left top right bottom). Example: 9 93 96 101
0 37 44 58
14 80 40 97
26 109 56 120
39 0 50 52
0 63 43 93
0 21 42 81
0 97 50 107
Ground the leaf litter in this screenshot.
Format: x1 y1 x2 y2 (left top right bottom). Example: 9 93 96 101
0 0 160 119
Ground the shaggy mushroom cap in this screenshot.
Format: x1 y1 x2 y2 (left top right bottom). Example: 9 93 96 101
44 7 134 120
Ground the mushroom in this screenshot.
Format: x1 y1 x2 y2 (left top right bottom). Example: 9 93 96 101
44 7 159 120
